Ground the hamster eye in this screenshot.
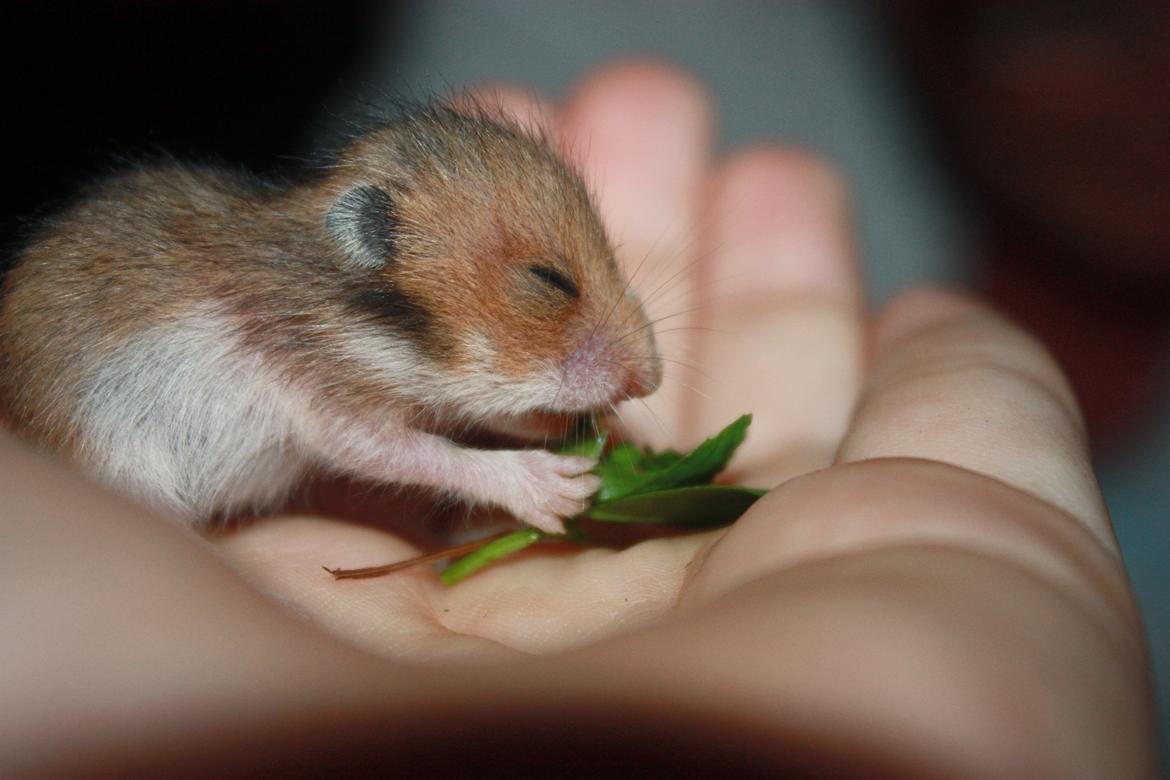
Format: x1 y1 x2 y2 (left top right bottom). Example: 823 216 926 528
526 263 580 300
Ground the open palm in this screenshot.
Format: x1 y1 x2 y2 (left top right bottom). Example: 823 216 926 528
2 63 1152 777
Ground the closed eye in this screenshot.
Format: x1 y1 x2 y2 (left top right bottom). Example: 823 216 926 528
527 263 580 299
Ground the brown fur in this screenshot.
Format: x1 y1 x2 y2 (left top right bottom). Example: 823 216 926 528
0 104 658 465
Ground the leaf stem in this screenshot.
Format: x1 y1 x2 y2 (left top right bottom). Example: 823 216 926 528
439 528 548 586
324 531 513 580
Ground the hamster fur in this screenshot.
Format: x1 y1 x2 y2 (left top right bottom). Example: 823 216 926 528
0 104 661 533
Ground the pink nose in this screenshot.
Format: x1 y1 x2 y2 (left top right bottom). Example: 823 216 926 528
622 361 662 400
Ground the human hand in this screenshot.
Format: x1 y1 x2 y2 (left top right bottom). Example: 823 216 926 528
1 62 1153 776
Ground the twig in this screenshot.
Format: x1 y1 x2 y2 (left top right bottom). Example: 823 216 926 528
323 531 513 580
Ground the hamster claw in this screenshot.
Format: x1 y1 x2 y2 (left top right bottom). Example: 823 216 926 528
504 451 600 534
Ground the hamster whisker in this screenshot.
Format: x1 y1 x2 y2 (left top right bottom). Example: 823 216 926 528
606 398 629 432
634 255 703 310
581 254 643 374
635 325 729 338
645 355 710 375
605 353 713 383
673 379 712 401
598 230 659 336
609 306 709 348
549 359 570 427
633 396 668 437
615 209 677 288
620 238 656 296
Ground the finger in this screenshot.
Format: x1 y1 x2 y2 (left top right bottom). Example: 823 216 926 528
684 292 1129 621
570 539 1153 778
649 292 1152 763
683 459 1139 639
559 60 713 446
837 290 1112 545
692 149 863 485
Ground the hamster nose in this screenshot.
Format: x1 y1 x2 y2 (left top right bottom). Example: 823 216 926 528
622 359 662 400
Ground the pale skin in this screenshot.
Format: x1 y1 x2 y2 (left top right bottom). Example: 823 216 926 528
0 62 1155 777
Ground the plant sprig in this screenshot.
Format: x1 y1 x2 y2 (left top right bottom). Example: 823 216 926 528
325 414 762 585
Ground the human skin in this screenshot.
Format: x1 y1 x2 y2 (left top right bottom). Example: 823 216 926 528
0 62 1155 777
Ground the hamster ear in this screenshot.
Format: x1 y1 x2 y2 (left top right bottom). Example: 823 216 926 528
325 184 398 270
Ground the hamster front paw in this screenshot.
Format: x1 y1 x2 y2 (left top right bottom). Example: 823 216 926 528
320 425 602 536
504 451 601 535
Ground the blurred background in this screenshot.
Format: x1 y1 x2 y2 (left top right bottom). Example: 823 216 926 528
2 0 1166 763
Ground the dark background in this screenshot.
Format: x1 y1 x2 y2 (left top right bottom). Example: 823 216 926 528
0 0 388 250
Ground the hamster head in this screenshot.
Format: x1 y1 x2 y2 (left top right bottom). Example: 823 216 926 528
321 106 662 421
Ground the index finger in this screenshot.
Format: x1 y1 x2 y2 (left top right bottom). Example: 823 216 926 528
558 61 713 447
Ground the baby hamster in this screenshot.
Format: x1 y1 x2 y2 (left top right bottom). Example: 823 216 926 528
0 104 662 533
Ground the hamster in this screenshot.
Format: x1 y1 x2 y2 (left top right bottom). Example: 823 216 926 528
0 104 662 534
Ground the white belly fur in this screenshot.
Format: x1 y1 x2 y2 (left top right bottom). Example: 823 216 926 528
72 309 305 523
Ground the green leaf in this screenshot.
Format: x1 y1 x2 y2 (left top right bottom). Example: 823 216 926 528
584 485 765 528
439 414 757 585
557 430 608 460
556 415 608 459
642 448 685 470
440 528 546 586
591 443 648 502
601 414 752 501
